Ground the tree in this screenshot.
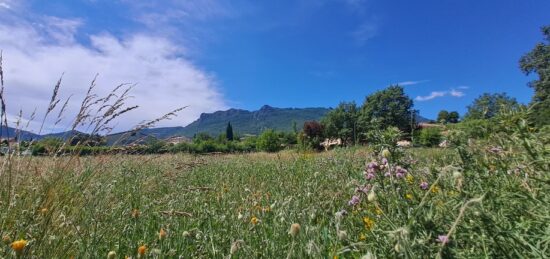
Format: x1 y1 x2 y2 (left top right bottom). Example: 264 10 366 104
437 110 449 124
299 121 324 150
321 102 358 145
357 85 414 137
464 93 519 120
448 111 460 123
226 122 234 141
257 129 281 152
519 25 550 125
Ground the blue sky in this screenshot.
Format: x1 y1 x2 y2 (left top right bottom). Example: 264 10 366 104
0 0 549 131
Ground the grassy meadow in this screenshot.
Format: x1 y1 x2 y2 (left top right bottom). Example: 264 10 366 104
1 120 549 259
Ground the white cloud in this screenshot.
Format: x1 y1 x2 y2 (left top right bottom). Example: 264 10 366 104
415 91 447 101
0 22 226 134
415 88 466 101
0 2 10 9
450 89 465 97
398 80 429 86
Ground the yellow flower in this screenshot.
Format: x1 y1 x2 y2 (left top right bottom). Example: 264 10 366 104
431 186 440 194
138 245 147 256
11 239 27 254
159 228 167 240
406 175 414 184
359 233 367 241
363 217 375 230
405 193 413 200
375 207 383 215
250 216 259 225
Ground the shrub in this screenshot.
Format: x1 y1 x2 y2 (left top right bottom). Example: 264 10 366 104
416 127 443 147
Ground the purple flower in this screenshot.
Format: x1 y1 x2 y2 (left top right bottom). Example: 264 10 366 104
356 185 371 194
384 172 392 177
395 166 408 175
367 161 379 170
396 172 404 178
437 235 450 244
420 182 429 190
366 173 375 180
381 158 388 165
348 195 360 206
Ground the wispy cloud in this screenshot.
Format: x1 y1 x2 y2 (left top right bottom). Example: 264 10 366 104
0 2 10 9
352 21 378 46
415 91 447 101
398 80 429 86
415 88 466 101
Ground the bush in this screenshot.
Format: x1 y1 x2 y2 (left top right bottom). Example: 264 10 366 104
416 127 443 147
257 129 281 152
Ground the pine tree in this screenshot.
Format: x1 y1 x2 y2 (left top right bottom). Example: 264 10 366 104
226 122 234 141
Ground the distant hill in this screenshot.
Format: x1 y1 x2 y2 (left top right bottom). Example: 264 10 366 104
177 105 330 137
1 126 40 140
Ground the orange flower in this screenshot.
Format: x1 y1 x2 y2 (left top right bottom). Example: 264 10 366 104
159 228 167 240
250 216 259 225
11 239 27 254
138 245 147 256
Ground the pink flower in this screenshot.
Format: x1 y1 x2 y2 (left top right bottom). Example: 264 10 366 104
348 195 360 206
366 173 375 180
396 172 404 178
384 172 392 177
420 181 429 190
437 235 450 244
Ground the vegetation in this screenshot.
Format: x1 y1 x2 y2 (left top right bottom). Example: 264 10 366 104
520 25 550 126
464 92 520 120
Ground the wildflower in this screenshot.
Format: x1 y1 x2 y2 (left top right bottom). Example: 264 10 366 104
367 190 377 202
359 233 366 241
420 181 429 190
11 239 27 255
250 216 259 225
375 207 383 215
289 223 301 237
405 193 413 200
159 228 167 240
384 172 391 177
406 175 414 184
40 208 48 214
381 158 388 165
381 149 391 158
337 230 348 241
108 251 117 259
356 185 370 194
363 216 375 230
431 186 440 194
436 235 449 244
137 245 147 256
394 243 402 252
131 209 140 218
395 172 404 178
367 161 379 170
365 172 375 180
348 195 360 206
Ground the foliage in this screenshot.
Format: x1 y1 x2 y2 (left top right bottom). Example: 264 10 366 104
358 85 415 137
298 121 324 150
437 110 449 123
464 93 520 120
321 102 359 145
257 129 282 152
416 127 443 147
226 122 234 141
520 25 550 126
447 111 459 123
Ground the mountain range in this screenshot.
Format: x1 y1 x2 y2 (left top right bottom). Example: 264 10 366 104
2 105 431 144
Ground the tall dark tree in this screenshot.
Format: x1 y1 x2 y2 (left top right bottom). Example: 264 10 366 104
448 111 460 123
464 93 519 120
226 122 234 141
520 25 550 125
321 102 358 145
437 110 449 124
358 85 414 135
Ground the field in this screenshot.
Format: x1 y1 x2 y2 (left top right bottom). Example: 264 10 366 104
1 122 549 259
